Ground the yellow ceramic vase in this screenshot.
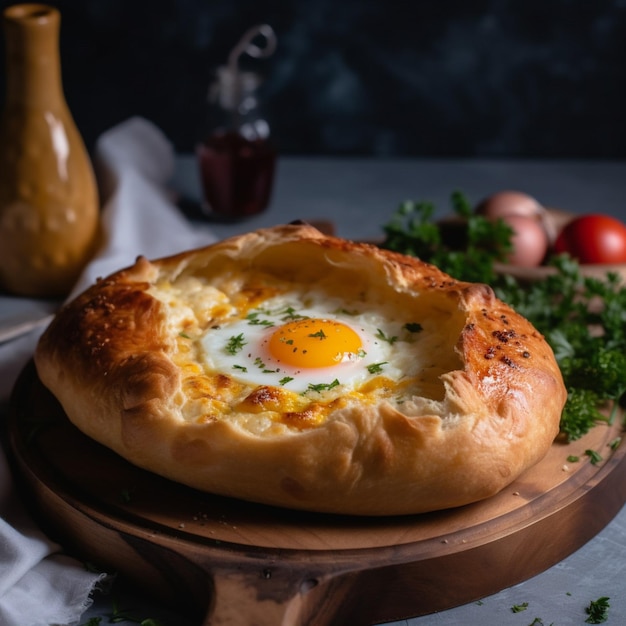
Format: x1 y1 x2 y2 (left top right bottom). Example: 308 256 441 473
0 3 100 297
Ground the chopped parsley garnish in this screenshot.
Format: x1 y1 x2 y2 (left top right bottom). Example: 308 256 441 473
381 193 626 442
281 306 308 321
309 329 327 339
232 364 248 373
585 596 610 623
367 361 388 374
179 331 191 339
511 602 529 613
585 449 603 465
246 311 274 326
279 376 294 385
254 356 278 373
404 322 423 333
306 379 340 393
566 455 580 463
376 328 398 345
225 333 247 355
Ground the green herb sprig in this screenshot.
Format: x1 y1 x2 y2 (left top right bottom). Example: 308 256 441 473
367 362 388 374
585 596 610 623
306 379 340 393
382 192 513 284
225 333 247 355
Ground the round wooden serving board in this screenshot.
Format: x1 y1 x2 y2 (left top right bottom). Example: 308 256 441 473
4 362 626 626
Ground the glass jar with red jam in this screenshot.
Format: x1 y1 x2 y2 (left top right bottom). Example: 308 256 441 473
196 66 276 220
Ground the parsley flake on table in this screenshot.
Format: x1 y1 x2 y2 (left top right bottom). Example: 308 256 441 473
585 449 603 465
585 596 610 623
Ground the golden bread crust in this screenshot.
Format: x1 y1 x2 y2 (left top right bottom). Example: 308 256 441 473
35 224 566 515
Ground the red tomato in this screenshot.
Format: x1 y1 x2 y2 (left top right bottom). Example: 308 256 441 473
554 214 626 264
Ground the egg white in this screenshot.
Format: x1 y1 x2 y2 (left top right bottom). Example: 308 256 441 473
200 294 421 393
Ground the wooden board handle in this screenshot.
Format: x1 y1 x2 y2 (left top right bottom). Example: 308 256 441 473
206 571 299 625
204 569 352 626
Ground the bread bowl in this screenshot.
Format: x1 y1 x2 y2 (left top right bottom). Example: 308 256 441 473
34 223 566 515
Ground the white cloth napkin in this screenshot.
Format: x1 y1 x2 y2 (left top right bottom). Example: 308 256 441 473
74 116 216 297
0 117 215 626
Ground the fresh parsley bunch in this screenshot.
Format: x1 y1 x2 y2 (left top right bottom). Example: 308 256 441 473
381 194 626 441
382 191 513 284
503 257 626 440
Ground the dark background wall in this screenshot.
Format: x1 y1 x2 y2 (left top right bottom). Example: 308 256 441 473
1 0 625 158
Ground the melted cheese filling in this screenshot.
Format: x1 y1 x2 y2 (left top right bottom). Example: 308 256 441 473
148 269 464 435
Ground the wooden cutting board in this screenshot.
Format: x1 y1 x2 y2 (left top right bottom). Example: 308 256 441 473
4 361 626 626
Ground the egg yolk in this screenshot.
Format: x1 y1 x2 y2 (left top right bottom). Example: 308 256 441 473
268 318 363 369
